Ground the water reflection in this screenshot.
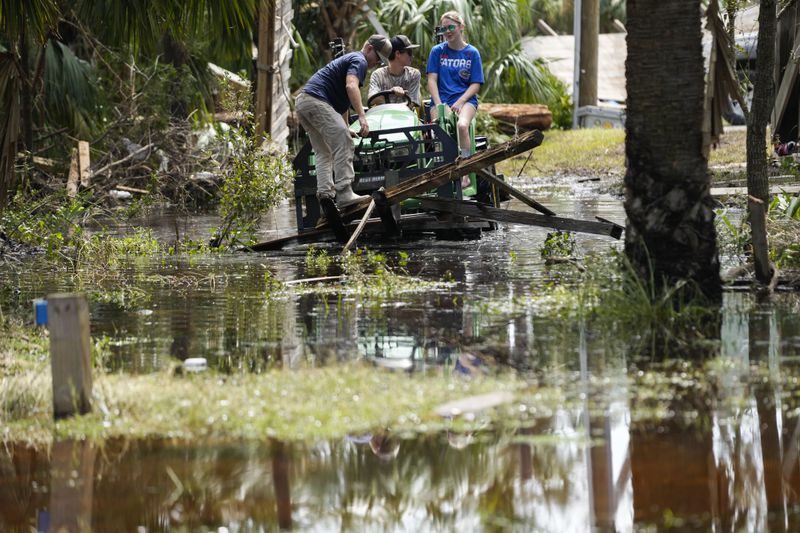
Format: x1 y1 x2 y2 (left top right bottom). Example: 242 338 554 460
5 191 800 529
3 394 800 530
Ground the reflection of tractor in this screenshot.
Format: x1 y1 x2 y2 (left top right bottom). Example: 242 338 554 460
292 89 502 237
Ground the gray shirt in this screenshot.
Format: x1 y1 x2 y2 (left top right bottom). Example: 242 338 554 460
368 66 421 106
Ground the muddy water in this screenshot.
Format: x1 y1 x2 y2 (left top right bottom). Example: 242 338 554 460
3 180 800 529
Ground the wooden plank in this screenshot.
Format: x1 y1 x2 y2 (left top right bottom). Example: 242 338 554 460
342 199 376 253
32 155 58 170
477 168 556 216
418 197 623 238
48 294 92 418
711 185 800 196
66 148 79 198
255 0 276 140
771 57 798 131
323 129 545 226
244 213 491 252
78 140 91 187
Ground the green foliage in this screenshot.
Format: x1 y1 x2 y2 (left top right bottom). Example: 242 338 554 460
211 81 293 249
263 270 285 296
306 246 333 276
714 207 750 264
548 91 573 130
528 0 627 34
769 192 800 220
43 38 97 137
540 230 576 258
532 251 719 353
75 228 162 269
767 192 800 268
213 131 293 248
0 191 89 258
0 0 60 44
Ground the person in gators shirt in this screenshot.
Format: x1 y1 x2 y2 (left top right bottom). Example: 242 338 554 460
426 10 484 160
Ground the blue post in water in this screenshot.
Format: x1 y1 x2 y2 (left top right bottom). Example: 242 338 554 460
34 299 48 326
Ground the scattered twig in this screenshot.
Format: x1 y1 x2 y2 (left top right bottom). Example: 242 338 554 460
284 276 344 286
91 143 153 177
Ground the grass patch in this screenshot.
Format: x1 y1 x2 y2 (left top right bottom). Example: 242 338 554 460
2 356 532 445
496 127 747 183
499 128 625 178
708 127 746 171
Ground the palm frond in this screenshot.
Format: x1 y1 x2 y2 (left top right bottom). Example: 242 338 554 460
181 0 257 61
43 38 96 137
182 0 256 35
0 0 59 44
74 0 166 55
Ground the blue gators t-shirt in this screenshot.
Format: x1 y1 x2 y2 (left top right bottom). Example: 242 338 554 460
426 43 484 108
303 52 368 114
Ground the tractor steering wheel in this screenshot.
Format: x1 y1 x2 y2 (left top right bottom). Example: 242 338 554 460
367 89 414 108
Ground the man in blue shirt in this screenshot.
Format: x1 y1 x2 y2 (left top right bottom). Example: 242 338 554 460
296 35 392 207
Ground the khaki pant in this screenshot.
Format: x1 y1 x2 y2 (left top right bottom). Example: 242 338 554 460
295 92 355 200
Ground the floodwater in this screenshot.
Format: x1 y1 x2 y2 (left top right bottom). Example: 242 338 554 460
3 177 800 530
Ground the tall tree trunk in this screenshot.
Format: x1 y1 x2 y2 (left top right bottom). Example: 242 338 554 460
746 0 777 284
624 0 721 300
579 0 599 107
319 0 368 56
161 33 191 118
19 27 33 153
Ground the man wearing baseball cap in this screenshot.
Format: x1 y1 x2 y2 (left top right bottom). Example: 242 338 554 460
295 34 392 207
368 34 422 109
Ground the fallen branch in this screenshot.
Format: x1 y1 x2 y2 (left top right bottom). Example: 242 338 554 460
91 143 153 177
114 185 149 194
283 275 343 286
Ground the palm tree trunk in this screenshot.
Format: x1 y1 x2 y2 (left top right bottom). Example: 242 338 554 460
624 0 721 300
19 27 33 152
746 0 777 284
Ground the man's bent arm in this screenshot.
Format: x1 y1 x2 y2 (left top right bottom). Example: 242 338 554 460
345 74 368 136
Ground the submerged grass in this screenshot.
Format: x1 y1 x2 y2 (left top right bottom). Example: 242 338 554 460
2 355 532 446
5 322 800 449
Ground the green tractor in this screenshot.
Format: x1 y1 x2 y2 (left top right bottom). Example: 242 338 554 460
292 90 502 237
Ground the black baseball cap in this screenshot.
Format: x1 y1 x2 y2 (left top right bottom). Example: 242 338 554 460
391 35 420 54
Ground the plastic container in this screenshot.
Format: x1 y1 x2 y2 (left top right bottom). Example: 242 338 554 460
183 357 208 373
576 105 626 129
33 299 47 326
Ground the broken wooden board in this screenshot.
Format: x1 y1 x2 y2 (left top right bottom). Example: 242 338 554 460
243 213 492 252
711 185 800 197
78 140 91 187
479 103 553 132
418 197 623 239
318 129 545 229
66 148 79 198
476 168 556 216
